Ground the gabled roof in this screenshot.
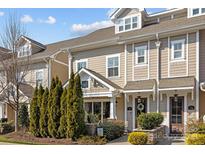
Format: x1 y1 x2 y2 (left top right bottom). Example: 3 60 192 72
21 35 46 50
124 79 156 91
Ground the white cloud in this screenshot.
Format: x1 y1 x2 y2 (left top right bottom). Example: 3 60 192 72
45 16 56 24
71 20 113 36
106 8 117 17
20 15 33 23
0 11 4 16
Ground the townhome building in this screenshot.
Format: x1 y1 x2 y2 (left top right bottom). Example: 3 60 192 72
1 8 205 136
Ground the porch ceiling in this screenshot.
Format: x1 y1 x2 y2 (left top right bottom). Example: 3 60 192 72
124 79 156 91
159 76 195 90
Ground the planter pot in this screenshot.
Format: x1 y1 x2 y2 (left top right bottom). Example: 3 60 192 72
133 125 166 144
85 123 98 136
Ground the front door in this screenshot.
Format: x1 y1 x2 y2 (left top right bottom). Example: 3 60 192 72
135 98 147 128
170 96 184 135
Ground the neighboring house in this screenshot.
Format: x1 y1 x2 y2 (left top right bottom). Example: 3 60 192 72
1 8 205 136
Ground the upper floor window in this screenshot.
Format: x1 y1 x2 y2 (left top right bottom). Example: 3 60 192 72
106 54 120 78
76 59 87 72
36 70 43 87
135 45 147 65
189 8 205 17
81 80 89 89
116 15 140 33
18 44 31 57
171 39 185 61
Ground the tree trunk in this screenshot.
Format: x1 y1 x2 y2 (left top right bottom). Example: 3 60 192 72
15 105 19 132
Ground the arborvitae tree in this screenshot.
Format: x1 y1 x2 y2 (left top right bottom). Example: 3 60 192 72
66 71 75 140
29 87 40 137
37 85 44 107
50 78 63 138
73 74 85 138
40 87 49 137
58 88 67 138
18 103 29 130
48 78 56 137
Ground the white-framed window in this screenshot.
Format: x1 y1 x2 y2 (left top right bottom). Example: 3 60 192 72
135 45 147 65
81 80 89 89
18 44 31 57
171 39 185 61
76 59 88 72
116 14 141 33
36 70 44 87
106 54 120 78
188 8 205 17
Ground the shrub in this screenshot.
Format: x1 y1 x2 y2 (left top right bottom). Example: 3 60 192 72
128 132 148 145
0 121 15 134
0 118 8 123
100 119 124 141
137 113 164 130
185 133 205 145
77 136 107 145
19 103 29 129
87 114 100 123
186 120 205 134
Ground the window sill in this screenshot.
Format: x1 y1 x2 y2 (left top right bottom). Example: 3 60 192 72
107 76 120 80
134 63 148 67
170 59 186 63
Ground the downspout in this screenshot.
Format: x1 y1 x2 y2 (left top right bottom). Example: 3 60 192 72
155 33 161 113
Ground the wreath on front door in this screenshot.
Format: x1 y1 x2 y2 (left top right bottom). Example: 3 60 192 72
137 103 144 111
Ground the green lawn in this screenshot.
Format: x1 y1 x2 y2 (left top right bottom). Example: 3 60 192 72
0 135 38 145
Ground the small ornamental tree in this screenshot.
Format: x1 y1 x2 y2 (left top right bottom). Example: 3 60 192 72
50 78 63 138
67 71 75 139
58 88 67 138
18 103 29 130
37 85 44 106
40 87 49 137
29 87 40 137
73 74 85 138
48 78 56 137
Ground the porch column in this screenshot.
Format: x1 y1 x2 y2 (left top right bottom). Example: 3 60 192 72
101 102 103 122
132 95 135 130
124 93 128 132
110 96 116 119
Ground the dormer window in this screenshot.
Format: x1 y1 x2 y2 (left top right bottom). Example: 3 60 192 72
188 8 205 17
116 15 141 33
18 44 31 57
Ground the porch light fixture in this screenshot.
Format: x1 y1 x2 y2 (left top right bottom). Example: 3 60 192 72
174 94 178 102
137 96 142 103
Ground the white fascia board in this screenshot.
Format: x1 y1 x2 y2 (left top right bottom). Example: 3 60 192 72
123 89 153 93
158 87 194 91
148 8 184 17
83 92 113 98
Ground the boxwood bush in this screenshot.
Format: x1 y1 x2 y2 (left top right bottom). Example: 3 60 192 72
186 120 205 134
128 132 148 145
0 120 15 134
185 133 205 145
137 113 164 130
100 119 124 141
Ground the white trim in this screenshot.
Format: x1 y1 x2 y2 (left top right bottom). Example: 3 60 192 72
168 37 170 78
170 39 186 62
35 69 44 86
184 94 188 132
76 59 88 72
196 30 200 120
148 8 184 17
132 43 135 81
147 95 150 113
78 68 115 91
147 40 150 79
134 45 148 66
106 53 120 78
124 89 153 93
83 92 113 98
186 33 189 76
124 93 128 132
167 95 170 134
159 87 194 91
124 44 127 85
53 59 68 67
132 95 135 130
188 8 205 18
81 80 90 89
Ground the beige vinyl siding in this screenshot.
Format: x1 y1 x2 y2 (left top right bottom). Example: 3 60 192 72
188 32 197 76
187 92 196 121
199 91 205 118
118 9 138 19
24 62 48 88
127 44 133 81
83 79 110 93
73 45 125 88
160 94 168 125
149 40 158 79
149 95 157 112
199 30 205 82
169 34 187 77
160 38 169 78
51 52 68 85
116 96 124 121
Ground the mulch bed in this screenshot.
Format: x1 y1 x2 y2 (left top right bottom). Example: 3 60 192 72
4 132 75 145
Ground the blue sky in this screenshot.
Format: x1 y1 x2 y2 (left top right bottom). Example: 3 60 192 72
0 8 166 45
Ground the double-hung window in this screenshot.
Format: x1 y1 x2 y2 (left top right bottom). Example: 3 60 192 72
18 44 31 57
107 54 119 78
189 8 205 17
76 59 87 72
171 40 185 61
81 80 89 89
36 70 43 87
135 45 147 65
132 16 138 29
125 18 131 30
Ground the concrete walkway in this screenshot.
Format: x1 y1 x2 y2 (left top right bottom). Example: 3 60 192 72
0 142 15 145
107 135 185 145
